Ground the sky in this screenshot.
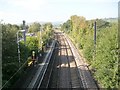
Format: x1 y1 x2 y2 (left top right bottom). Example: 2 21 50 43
0 0 119 24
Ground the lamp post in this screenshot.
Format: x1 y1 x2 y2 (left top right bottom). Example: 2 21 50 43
17 30 25 64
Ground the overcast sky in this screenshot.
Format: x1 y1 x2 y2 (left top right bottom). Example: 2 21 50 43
0 0 119 24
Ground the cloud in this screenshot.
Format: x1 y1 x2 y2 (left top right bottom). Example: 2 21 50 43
49 0 119 3
8 0 47 11
0 0 118 24
0 11 19 23
0 11 31 24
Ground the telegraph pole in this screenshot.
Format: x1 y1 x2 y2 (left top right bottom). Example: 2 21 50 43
94 21 97 46
118 2 120 85
93 21 97 60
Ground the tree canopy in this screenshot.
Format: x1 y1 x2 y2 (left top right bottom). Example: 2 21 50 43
61 15 118 88
28 22 41 33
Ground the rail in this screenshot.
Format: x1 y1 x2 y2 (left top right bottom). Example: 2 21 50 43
64 33 98 89
27 40 56 89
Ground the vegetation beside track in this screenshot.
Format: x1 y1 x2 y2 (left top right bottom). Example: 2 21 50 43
61 15 118 88
2 22 53 88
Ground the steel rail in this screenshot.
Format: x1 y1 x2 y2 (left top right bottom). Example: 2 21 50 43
64 33 99 89
27 40 56 89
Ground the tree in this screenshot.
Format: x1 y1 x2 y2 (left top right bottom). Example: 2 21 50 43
28 22 41 33
42 22 53 46
61 15 118 88
70 15 86 30
61 20 72 33
2 24 19 87
2 23 40 88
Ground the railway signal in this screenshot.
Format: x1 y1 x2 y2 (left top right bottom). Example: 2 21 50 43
32 51 35 60
23 20 26 46
32 50 36 66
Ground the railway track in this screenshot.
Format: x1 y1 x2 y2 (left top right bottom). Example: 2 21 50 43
44 31 83 88
48 31 98 89
36 32 60 88
64 33 99 89
57 33 82 88
58 33 71 88
26 39 56 89
63 35 83 88
26 31 98 89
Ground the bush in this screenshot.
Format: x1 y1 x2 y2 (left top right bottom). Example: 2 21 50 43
61 17 118 88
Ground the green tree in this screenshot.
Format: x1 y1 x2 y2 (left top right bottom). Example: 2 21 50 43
2 23 40 88
42 22 53 46
61 15 118 88
2 24 20 87
28 22 41 33
61 20 72 33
